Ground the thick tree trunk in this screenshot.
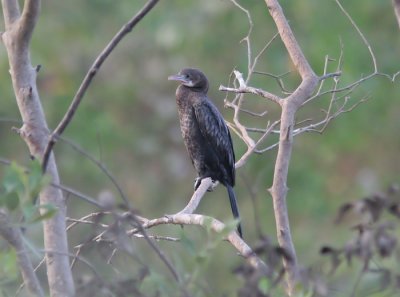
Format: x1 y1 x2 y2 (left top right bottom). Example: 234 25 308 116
1 0 75 296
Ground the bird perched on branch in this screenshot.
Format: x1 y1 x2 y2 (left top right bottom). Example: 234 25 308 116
168 68 242 237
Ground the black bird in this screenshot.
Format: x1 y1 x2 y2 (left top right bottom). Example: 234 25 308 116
168 68 242 237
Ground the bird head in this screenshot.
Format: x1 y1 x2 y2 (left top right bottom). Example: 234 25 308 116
168 68 209 93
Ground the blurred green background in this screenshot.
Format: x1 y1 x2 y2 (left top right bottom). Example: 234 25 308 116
1 0 399 295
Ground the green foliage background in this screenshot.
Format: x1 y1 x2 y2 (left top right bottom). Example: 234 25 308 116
0 0 399 295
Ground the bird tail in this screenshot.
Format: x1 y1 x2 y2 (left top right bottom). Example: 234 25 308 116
227 185 242 238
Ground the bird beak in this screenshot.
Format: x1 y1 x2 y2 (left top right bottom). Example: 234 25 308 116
168 74 188 83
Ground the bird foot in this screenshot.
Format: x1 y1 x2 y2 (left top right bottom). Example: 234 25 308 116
194 177 216 192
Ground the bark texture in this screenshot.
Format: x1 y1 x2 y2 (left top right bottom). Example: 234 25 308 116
1 0 75 296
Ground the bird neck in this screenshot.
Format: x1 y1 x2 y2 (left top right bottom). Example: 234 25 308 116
176 85 206 103
180 83 209 94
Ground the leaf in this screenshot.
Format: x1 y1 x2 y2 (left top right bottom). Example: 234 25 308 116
258 277 271 295
203 216 214 234
32 204 58 222
22 203 58 224
179 230 197 256
0 249 18 279
28 160 50 198
220 218 240 238
21 204 37 222
140 270 172 296
28 159 42 189
3 192 20 211
2 162 25 195
293 283 313 297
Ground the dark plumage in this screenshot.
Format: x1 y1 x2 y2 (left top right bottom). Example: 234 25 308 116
168 68 242 237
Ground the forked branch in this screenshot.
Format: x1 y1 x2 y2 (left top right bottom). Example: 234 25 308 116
220 1 386 295
131 213 271 274
1 0 75 295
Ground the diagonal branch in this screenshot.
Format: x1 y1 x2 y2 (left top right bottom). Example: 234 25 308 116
41 0 160 173
266 0 315 80
175 177 213 215
132 213 271 275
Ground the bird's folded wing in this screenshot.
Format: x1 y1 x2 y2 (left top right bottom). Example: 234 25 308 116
193 100 235 182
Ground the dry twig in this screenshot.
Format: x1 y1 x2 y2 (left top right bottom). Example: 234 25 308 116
130 213 270 275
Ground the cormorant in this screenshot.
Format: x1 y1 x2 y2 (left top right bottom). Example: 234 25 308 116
168 68 242 237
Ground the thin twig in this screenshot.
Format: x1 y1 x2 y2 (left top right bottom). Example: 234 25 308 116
58 136 130 206
229 0 253 78
52 183 102 207
67 212 108 231
220 70 282 104
236 120 280 169
225 100 268 117
254 70 292 94
335 0 377 73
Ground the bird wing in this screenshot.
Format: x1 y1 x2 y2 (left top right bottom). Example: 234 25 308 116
193 99 235 184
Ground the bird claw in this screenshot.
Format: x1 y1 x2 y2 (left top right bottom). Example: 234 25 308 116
163 214 174 221
194 177 202 191
194 177 216 192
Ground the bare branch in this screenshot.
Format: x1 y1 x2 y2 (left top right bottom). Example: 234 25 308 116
58 136 130 206
1 0 20 27
225 102 268 117
254 70 292 94
220 85 282 104
394 0 400 29
132 213 271 275
41 0 161 173
220 70 282 105
1 0 75 294
132 233 180 242
319 71 342 81
335 0 377 73
235 120 280 169
0 210 44 297
251 32 280 79
175 177 213 215
229 0 253 77
122 214 186 292
20 0 41 44
66 212 108 231
266 0 316 80
53 183 102 208
264 0 319 293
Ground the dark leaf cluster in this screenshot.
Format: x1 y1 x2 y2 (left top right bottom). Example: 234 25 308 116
322 184 400 293
235 236 328 297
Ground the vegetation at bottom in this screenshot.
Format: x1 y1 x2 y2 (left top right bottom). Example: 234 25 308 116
0 0 399 296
